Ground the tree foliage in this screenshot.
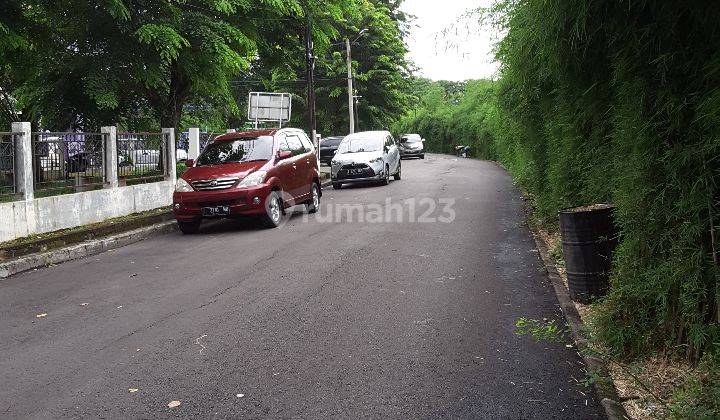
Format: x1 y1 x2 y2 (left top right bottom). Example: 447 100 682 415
398 2 720 380
0 0 401 132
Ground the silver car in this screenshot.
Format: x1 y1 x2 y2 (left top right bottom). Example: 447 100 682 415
330 131 401 189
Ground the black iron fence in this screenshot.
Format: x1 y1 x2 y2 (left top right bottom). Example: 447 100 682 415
0 132 17 201
32 132 105 196
117 132 167 184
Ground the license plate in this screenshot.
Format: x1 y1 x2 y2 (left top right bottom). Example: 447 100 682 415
201 206 230 217
348 168 364 175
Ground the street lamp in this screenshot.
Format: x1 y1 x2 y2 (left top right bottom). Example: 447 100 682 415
345 29 367 134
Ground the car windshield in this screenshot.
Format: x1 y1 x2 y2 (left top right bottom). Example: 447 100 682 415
337 137 383 153
401 134 421 143
196 136 274 166
322 138 343 146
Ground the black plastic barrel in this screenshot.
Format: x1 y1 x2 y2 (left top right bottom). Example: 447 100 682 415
559 204 618 304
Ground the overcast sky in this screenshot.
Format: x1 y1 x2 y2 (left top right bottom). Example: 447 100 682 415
400 0 498 81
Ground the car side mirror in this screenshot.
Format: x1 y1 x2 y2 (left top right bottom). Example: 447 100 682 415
185 159 194 167
276 150 292 161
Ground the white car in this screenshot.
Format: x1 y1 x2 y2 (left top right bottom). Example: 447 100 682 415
330 131 401 189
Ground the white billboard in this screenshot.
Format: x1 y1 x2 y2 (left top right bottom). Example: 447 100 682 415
248 92 292 124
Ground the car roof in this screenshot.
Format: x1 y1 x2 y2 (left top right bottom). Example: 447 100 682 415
213 129 278 142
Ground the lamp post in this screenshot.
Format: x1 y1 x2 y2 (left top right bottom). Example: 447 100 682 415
345 29 367 134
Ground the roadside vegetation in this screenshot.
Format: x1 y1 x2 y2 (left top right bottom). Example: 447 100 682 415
394 1 720 417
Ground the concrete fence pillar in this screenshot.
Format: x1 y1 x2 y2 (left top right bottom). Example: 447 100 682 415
162 128 176 181
11 122 33 201
188 127 200 160
101 126 118 188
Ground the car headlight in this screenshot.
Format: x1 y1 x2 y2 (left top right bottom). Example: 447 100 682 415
175 178 194 192
238 171 267 188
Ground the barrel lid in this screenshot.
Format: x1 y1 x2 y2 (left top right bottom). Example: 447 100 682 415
559 203 614 214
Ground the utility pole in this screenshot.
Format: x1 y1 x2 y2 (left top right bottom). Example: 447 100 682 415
345 38 355 134
305 15 318 154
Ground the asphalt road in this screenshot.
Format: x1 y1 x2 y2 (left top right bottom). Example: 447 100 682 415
0 155 604 419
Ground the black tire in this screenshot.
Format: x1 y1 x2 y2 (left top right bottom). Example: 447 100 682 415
420 154 425 159
261 191 283 228
380 164 390 186
393 161 402 180
178 220 201 234
306 183 320 213
332 182 342 190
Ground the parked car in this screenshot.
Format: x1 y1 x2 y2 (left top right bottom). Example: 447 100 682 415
330 131 401 189
173 128 321 233
319 136 344 165
399 133 425 159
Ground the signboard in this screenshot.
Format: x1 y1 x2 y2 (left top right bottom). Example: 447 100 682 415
248 92 292 126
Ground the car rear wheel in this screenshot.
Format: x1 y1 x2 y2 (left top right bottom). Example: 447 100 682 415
178 220 201 234
394 161 402 180
261 191 283 228
332 182 342 190
306 183 320 213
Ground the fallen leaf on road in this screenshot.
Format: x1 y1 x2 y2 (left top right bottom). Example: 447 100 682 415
129 274 137 278
128 388 138 393
236 394 244 398
36 313 47 318
79 303 89 307
117 306 123 309
168 400 181 408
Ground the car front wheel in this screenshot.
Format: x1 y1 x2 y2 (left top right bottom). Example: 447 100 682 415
394 161 401 180
380 164 390 185
261 191 283 228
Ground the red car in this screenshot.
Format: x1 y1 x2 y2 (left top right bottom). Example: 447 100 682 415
173 128 321 233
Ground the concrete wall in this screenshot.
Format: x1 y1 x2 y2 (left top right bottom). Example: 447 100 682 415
0 125 177 243
0 181 174 242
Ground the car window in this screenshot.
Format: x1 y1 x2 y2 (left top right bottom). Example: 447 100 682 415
278 135 291 152
298 132 314 153
285 135 305 156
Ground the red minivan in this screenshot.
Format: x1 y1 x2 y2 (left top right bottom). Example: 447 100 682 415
173 128 321 233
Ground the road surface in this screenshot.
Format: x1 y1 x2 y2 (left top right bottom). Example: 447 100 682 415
0 155 603 419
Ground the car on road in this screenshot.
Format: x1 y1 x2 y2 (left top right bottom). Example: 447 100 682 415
173 128 321 233
330 131 401 189
319 136 344 165
399 133 425 159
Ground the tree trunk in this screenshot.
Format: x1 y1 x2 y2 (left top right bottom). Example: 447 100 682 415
155 65 189 174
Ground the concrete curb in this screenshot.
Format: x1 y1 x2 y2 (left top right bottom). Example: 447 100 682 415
1 182 335 280
528 226 629 420
0 221 177 279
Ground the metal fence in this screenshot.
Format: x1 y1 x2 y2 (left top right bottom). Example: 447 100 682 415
117 132 167 183
32 132 105 196
0 132 17 201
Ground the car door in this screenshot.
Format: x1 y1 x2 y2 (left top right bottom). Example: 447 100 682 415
298 131 318 198
273 134 296 202
386 134 400 174
283 133 308 201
